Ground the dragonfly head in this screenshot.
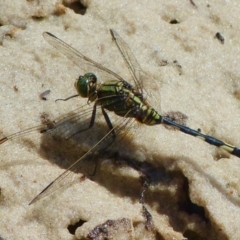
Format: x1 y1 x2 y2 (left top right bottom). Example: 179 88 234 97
75 72 97 98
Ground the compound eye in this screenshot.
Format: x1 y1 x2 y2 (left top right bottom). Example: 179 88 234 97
75 75 88 98
74 73 97 98
86 72 97 84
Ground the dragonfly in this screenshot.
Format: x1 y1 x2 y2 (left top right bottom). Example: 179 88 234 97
1 29 240 205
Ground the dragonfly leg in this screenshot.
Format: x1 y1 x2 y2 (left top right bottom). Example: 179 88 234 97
55 94 79 102
66 103 98 139
88 160 99 177
101 107 117 138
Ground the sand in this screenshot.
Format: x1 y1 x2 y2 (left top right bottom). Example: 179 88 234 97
0 0 240 239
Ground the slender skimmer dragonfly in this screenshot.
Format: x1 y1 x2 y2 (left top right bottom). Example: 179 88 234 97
1 29 240 205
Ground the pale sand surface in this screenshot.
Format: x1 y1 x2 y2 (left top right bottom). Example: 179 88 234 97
0 0 240 239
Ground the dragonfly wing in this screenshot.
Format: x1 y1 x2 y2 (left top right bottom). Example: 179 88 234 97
110 29 143 94
0 103 96 145
48 104 96 140
43 32 125 82
29 115 134 204
138 70 162 113
110 29 161 112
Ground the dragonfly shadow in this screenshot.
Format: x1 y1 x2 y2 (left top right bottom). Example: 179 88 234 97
37 113 170 201
37 115 202 205
37 118 229 238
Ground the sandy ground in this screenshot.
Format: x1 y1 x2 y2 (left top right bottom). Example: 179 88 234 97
0 0 240 239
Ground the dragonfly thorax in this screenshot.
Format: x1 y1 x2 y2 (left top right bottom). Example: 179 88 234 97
75 72 98 99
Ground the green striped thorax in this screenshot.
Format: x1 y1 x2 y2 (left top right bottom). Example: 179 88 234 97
75 72 98 101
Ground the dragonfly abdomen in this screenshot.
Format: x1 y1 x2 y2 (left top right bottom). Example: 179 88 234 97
134 104 162 125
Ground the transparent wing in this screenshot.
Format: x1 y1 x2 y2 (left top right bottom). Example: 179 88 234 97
0 103 97 145
43 32 125 82
29 115 134 204
110 29 161 112
110 29 143 95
